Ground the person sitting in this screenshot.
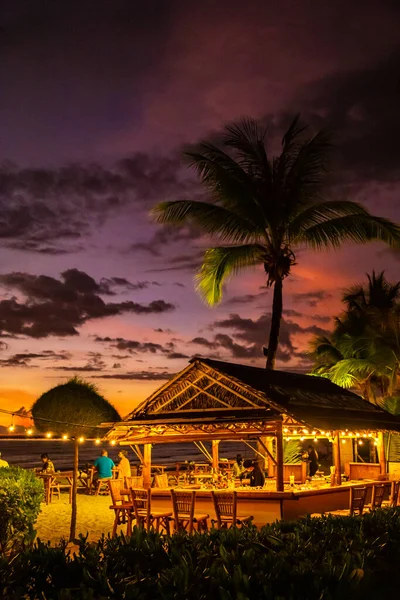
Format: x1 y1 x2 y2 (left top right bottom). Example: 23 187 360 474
117 450 131 480
243 459 265 487
0 452 9 468
40 453 55 473
232 454 245 479
93 449 115 481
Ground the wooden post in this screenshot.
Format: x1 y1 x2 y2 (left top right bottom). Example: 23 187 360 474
257 436 268 471
333 431 342 485
212 440 220 470
377 431 387 476
69 439 79 541
275 421 284 492
143 443 152 488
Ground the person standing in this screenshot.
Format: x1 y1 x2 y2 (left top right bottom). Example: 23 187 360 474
94 449 115 480
0 452 9 468
232 454 245 479
117 450 131 480
243 459 265 487
307 445 319 477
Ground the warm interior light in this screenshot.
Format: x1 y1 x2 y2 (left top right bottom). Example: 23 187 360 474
342 439 347 444
293 430 298 435
341 431 345 436
78 436 84 443
62 434 68 440
110 440 116 445
320 430 325 436
312 430 316 435
362 434 367 438
314 437 318 442
302 428 308 434
368 433 373 438
283 428 289 433
285 437 291 442
95 438 101 445
26 428 33 435
8 424 15 432
374 441 378 446
46 432 52 439
358 440 363 445
300 436 305 441
355 433 360 437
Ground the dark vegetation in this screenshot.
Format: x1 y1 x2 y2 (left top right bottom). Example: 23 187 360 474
1 508 399 599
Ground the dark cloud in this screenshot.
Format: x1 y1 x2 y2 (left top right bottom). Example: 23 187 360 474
95 336 186 359
148 250 205 273
91 371 173 381
52 352 107 372
283 308 331 324
223 291 269 306
0 349 71 367
0 270 175 338
291 290 333 308
301 47 400 184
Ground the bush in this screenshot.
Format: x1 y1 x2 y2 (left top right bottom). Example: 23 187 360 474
0 508 399 599
0 466 44 556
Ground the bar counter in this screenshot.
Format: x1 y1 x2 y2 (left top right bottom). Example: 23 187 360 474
148 480 390 527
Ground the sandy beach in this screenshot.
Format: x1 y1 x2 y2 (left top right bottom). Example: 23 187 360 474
35 492 124 545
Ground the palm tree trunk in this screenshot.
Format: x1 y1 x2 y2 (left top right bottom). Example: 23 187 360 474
266 277 283 370
69 439 79 542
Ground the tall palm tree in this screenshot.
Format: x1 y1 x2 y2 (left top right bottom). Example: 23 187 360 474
310 271 400 405
152 117 400 369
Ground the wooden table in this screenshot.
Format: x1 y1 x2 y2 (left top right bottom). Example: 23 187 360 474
36 471 74 505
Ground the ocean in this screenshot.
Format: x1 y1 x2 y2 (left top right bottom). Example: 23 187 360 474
0 439 250 471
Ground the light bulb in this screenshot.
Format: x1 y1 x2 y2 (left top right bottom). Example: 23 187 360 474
300 437 305 441
320 430 325 436
356 433 360 437
303 428 308 434
283 428 289 433
8 424 15 432
358 440 363 445
342 439 347 444
312 430 316 435
293 430 298 435
110 440 116 446
340 431 345 436
46 432 52 439
26 428 33 435
78 436 84 443
62 434 68 440
95 438 101 445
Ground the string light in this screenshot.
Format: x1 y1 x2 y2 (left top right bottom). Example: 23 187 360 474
26 428 33 436
78 436 85 443
95 438 101 445
358 440 363 446
320 430 325 436
46 432 52 439
293 430 298 435
283 428 289 433
312 430 316 435
300 436 305 441
342 439 347 444
8 414 15 432
314 437 318 442
302 428 308 434
341 431 345 436
110 440 116 446
355 433 360 437
62 434 68 440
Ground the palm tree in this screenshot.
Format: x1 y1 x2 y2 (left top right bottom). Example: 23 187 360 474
310 271 400 405
152 117 400 368
31 377 120 541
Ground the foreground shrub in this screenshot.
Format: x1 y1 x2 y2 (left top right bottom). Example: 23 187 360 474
1 508 400 599
0 466 43 556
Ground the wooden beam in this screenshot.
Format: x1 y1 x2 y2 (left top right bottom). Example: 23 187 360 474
275 421 284 492
177 381 221 410
194 441 212 461
154 372 206 412
200 369 262 408
211 440 220 469
333 431 342 485
190 382 233 408
142 443 152 488
240 440 268 463
129 444 144 462
134 362 195 414
257 437 277 466
377 431 387 475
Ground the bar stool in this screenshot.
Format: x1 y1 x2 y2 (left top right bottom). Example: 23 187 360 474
108 479 133 537
211 491 253 528
128 488 172 535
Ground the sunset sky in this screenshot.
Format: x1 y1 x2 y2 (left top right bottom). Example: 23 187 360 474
1 0 399 426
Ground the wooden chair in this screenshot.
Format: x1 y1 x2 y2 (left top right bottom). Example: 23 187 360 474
170 489 209 534
108 479 133 537
94 477 112 496
49 473 73 504
211 491 253 528
154 473 169 488
329 487 368 516
125 475 143 489
382 480 399 508
128 488 172 535
366 484 386 510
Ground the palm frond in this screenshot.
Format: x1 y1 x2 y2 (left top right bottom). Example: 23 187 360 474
299 214 400 249
223 118 271 181
195 245 265 305
288 201 369 241
328 358 381 388
151 200 263 244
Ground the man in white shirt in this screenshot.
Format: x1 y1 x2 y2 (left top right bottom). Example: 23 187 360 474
0 452 9 468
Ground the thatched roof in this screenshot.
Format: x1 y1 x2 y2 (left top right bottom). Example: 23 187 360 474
104 358 400 443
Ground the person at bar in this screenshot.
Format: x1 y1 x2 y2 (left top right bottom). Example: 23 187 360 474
232 454 245 479
40 453 55 473
117 450 131 480
307 445 319 477
243 459 265 487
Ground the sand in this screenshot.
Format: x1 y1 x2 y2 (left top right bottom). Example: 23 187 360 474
35 491 125 546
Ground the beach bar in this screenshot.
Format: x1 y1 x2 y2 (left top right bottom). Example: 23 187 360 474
103 358 400 523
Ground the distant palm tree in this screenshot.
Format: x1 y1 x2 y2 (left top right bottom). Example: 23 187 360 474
310 271 400 406
152 117 400 368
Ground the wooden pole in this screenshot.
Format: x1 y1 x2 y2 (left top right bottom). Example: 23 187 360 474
377 431 387 476
211 440 220 470
143 443 152 488
333 432 342 486
275 421 284 492
69 439 79 541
